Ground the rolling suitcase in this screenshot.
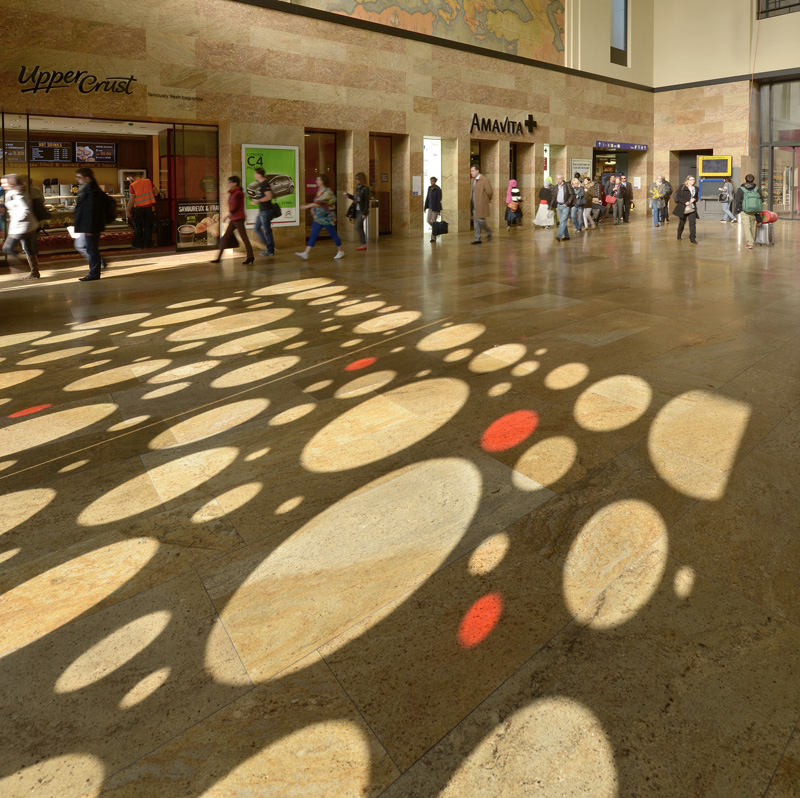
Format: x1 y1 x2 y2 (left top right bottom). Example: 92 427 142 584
755 222 774 246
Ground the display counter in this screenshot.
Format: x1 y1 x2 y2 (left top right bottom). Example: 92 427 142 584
37 193 133 253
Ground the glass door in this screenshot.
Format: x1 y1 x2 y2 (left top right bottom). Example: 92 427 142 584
304 131 337 236
369 135 392 235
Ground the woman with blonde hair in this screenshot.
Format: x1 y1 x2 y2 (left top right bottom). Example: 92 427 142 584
0 173 40 279
673 175 699 244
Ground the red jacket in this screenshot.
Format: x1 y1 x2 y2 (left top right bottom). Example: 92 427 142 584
227 186 245 221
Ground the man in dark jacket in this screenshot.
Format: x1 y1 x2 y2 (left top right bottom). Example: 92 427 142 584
424 177 443 243
619 174 633 222
74 167 107 281
661 178 673 223
734 174 765 250
548 173 574 241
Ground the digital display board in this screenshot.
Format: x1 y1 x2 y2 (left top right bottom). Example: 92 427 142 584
75 142 117 163
3 141 27 163
29 141 73 163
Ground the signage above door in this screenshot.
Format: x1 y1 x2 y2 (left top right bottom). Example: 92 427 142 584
595 140 648 151
471 113 537 136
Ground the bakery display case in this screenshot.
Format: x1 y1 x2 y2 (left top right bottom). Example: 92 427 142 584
37 194 132 254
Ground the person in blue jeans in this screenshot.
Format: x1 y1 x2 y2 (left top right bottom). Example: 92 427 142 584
569 177 584 234
548 174 575 242
295 173 345 261
251 167 276 256
650 176 666 227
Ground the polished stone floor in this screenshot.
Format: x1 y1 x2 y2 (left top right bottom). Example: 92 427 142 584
2 215 800 797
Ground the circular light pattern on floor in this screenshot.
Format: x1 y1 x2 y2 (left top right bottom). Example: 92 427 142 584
245 447 270 461
352 310 422 334
162 399 270 445
283 341 308 349
8 403 52 418
55 610 172 693
253 277 334 295
444 698 617 797
0 538 160 647
64 360 172 392
107 415 150 431
213 457 482 680
1 487 57 537
513 436 577 487
488 382 512 396
334 370 397 398
58 459 90 473
417 323 486 352
443 348 472 362
674 565 696 599
210 483 263 515
573 375 652 431
269 404 315 426
146 360 221 385
511 360 539 377
415 369 432 378
0 754 104 798
167 298 213 309
469 343 526 373
167 309 293 342
74 313 151 330
563 500 667 629
120 667 171 709
31 330 98 346
378 305 401 313
480 410 539 453
141 382 191 400
467 533 511 576
321 325 342 332
0 330 50 349
305 380 333 392
340 339 363 348
458 592 503 648
210 356 300 388
169 342 206 352
17 346 94 366
335 301 386 317
206 327 303 357
290 285 349 300
543 362 590 390
276 496 304 514
141 306 224 327
302 379 469 472
308 295 347 306
345 357 377 372
0 403 117 458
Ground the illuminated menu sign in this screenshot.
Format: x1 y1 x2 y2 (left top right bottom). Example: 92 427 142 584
29 141 73 162
3 141 27 162
75 142 116 163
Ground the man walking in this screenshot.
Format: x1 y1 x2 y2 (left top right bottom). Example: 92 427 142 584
548 173 574 242
424 176 443 243
620 174 633 222
470 165 493 244
735 174 765 250
126 173 158 249
251 168 276 257
74 167 107 281
661 177 672 223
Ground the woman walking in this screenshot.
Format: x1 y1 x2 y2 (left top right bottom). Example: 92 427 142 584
345 171 370 250
673 175 699 244
505 179 523 231
212 176 254 264
533 177 555 228
296 174 345 261
582 178 597 229
0 174 40 279
608 177 624 225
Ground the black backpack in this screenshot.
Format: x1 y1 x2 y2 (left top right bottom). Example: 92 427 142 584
103 192 118 224
31 195 51 222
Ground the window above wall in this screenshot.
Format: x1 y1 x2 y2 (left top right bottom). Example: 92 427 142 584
758 0 800 18
610 0 628 66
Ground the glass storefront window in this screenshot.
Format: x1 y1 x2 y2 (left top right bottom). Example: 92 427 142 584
759 80 800 218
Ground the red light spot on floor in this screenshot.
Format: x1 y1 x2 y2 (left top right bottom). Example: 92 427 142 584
9 404 52 418
480 409 539 452
345 357 377 372
458 592 504 649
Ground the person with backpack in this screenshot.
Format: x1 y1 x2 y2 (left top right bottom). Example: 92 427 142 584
0 173 40 279
661 178 673 223
735 174 765 250
73 167 108 281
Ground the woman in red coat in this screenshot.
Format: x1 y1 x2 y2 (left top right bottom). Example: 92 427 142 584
211 176 254 264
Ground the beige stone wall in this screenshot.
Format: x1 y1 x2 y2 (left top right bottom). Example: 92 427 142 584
653 81 758 183
1 0 655 241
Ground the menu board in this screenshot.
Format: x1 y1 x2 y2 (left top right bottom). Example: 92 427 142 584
3 141 27 163
75 142 117 163
29 141 73 163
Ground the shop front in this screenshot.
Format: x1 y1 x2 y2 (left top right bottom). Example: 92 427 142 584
759 80 800 219
1 111 219 260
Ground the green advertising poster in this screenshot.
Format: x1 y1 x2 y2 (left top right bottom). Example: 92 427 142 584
241 144 299 227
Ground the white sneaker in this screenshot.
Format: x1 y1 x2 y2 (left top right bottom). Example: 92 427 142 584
295 252 308 260
333 250 345 260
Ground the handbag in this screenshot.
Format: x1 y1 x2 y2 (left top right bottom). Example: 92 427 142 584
606 195 617 205
431 219 449 236
345 202 357 219
507 201 519 212
718 192 730 203
269 201 282 220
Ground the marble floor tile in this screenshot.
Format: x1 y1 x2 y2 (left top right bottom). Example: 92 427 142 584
381 551 800 798
555 308 670 347
0 572 251 798
766 728 800 798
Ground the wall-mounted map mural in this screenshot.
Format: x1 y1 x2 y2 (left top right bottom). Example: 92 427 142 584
285 0 565 64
